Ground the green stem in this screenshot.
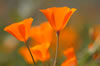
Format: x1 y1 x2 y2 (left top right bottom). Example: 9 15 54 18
53 31 60 66
25 42 36 65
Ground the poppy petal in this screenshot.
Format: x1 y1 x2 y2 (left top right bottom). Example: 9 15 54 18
61 56 77 66
4 18 33 42
4 23 24 41
31 42 50 62
64 48 75 59
62 8 77 29
53 7 70 30
40 7 56 29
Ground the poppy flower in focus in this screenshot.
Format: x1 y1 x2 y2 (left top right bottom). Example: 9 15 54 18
61 48 77 66
40 7 77 31
4 18 33 43
19 42 50 64
30 22 53 43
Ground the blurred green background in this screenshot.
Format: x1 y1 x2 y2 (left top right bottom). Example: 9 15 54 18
0 0 100 66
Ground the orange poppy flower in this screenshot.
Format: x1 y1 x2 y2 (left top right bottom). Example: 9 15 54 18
19 42 50 64
30 22 53 43
61 48 77 66
4 18 33 43
40 7 77 31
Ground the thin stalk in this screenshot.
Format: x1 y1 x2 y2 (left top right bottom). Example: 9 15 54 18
25 42 36 65
53 31 60 66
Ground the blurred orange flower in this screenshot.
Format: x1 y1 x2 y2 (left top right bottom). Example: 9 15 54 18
60 27 79 50
31 42 50 62
61 48 77 66
4 18 33 43
88 43 93 51
88 43 100 61
51 27 79 54
92 25 100 40
40 7 77 31
30 22 53 43
19 42 50 64
64 48 75 59
19 47 34 64
93 52 100 61
62 56 77 66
